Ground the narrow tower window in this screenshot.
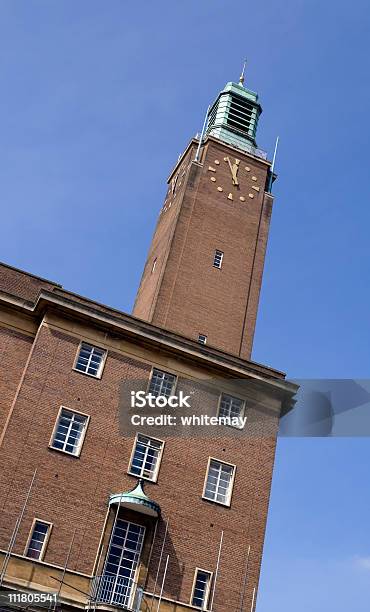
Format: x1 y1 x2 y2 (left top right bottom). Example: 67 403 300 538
25 520 52 561
198 334 207 345
151 258 157 274
191 568 212 609
213 250 224 269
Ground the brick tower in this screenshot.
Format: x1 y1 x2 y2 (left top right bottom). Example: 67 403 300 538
133 69 275 359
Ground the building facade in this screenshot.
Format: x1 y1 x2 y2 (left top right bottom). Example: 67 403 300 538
0 73 297 612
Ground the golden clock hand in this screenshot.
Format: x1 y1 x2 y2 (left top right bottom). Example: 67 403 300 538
231 162 239 186
225 156 233 174
225 156 239 186
226 157 237 184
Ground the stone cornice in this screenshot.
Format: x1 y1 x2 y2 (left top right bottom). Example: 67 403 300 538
0 288 297 411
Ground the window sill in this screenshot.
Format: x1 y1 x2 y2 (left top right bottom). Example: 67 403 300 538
25 553 46 562
72 367 102 380
127 470 158 484
201 495 231 508
48 445 81 459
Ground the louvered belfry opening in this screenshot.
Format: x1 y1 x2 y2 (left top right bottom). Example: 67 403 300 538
227 94 255 138
205 80 264 157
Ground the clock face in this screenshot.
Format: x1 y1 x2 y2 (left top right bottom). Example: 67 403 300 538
160 161 188 215
207 156 261 202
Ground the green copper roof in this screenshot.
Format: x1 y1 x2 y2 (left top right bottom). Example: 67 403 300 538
109 479 161 518
206 79 266 159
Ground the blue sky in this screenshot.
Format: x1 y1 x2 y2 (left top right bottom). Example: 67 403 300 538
1 1 370 610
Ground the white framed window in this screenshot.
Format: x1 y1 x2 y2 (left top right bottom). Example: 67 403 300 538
203 458 235 506
151 258 157 273
50 407 90 457
148 368 176 399
198 334 207 345
101 519 145 608
191 568 212 609
24 519 52 561
74 342 107 378
213 250 224 269
218 393 245 428
128 434 164 482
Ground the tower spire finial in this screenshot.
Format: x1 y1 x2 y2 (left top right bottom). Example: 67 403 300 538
239 58 247 86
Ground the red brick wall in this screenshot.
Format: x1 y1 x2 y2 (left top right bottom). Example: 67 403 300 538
0 326 33 436
0 321 279 611
0 264 58 303
133 146 195 323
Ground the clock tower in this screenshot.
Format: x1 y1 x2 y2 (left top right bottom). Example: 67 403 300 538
133 71 275 360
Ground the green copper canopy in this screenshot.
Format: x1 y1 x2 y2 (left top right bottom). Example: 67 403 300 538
109 479 161 518
206 79 266 159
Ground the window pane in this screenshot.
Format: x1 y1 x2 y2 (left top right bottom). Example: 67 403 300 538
26 521 50 560
100 519 145 608
75 343 106 377
204 460 234 505
219 394 245 426
192 570 212 608
51 409 88 455
213 250 224 269
129 435 163 481
148 369 176 399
